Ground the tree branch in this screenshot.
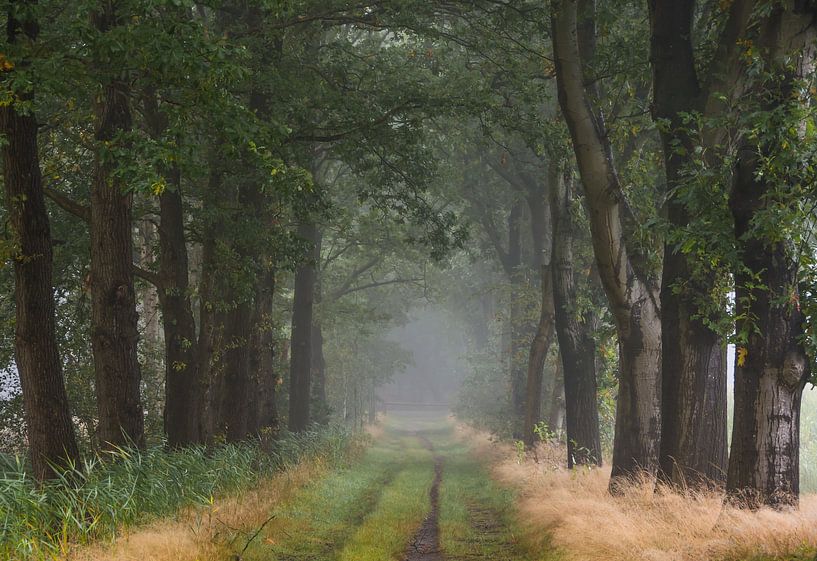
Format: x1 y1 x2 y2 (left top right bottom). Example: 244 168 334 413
44 187 90 222
45 186 163 289
331 277 423 300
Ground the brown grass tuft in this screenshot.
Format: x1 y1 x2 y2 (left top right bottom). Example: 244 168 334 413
457 424 817 561
67 457 330 561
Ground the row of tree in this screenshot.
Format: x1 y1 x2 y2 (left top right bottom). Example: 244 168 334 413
3 0 817 514
450 0 817 511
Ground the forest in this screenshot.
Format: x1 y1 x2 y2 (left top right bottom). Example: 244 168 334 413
3 0 817 560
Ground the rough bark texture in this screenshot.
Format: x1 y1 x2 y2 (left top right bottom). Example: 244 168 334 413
142 92 203 447
551 172 602 467
649 0 728 488
289 220 319 431
0 3 81 479
90 2 145 449
728 150 809 508
552 0 661 485
726 3 816 509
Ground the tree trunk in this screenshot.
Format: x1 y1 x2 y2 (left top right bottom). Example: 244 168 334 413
727 151 808 508
506 201 527 437
311 229 328 424
547 356 565 437
142 91 203 447
311 319 328 423
157 175 203 446
551 172 602 467
724 0 816 510
90 2 144 450
251 268 278 435
289 220 319 431
222 302 252 442
552 0 661 486
522 263 555 447
0 3 81 479
649 0 728 489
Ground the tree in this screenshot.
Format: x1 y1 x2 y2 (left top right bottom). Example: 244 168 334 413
89 0 144 449
551 0 662 485
550 168 601 466
648 0 752 489
725 1 816 508
289 219 320 431
0 0 80 479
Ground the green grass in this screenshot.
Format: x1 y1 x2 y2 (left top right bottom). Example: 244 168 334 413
239 412 544 561
0 426 351 560
242 419 435 560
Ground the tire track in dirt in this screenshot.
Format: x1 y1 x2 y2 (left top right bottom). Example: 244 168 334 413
404 435 444 561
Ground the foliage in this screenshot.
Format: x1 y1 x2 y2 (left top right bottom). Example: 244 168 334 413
0 426 351 560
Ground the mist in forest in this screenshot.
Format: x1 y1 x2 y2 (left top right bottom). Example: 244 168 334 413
378 307 468 408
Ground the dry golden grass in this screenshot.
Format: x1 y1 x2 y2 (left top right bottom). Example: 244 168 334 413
67 456 330 561
456 424 817 561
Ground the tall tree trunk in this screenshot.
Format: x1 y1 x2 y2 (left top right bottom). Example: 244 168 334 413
198 161 226 443
0 2 81 479
222 302 252 441
547 356 565 437
251 268 278 435
289 220 319 431
550 171 602 467
506 201 527 438
311 230 328 424
141 91 203 447
728 151 809 508
726 4 815 508
90 2 144 449
522 171 555 447
552 0 661 486
649 0 729 489
311 319 328 422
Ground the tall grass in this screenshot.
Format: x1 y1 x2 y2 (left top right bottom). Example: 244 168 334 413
458 424 817 561
0 426 350 560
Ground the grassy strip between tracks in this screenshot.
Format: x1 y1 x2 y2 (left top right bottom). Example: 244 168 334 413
240 419 434 561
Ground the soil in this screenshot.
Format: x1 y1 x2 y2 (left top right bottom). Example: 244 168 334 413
404 436 445 561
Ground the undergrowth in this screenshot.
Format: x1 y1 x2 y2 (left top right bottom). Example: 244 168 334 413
0 426 350 560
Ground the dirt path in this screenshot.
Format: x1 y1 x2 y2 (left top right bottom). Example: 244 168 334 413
405 435 445 561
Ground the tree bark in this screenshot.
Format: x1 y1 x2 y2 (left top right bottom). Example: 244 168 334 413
311 229 328 424
289 220 319 431
222 302 252 441
142 91 203 447
725 2 816 508
0 2 81 479
522 263 555 447
728 150 808 508
506 201 528 438
522 170 555 448
550 171 602 467
250 268 278 435
90 1 145 449
649 0 728 489
552 0 661 486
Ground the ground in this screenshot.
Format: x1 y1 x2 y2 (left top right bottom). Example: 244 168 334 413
237 411 538 561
